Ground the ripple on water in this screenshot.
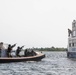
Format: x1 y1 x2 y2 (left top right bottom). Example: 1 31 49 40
0 52 76 75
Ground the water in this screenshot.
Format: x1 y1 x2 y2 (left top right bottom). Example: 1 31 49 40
0 51 76 75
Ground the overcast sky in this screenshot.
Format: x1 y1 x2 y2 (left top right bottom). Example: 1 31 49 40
0 0 76 48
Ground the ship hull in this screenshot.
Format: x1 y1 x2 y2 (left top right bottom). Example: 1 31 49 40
67 51 76 58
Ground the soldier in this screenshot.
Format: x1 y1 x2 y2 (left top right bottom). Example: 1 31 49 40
31 50 37 56
16 46 24 57
7 43 16 57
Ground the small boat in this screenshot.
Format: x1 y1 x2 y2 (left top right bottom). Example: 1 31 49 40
0 52 45 63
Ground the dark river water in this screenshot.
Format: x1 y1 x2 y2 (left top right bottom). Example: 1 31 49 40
0 51 76 75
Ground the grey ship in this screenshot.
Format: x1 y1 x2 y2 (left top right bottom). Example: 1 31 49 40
67 20 76 57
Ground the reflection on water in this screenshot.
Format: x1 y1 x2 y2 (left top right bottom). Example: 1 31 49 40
0 51 76 75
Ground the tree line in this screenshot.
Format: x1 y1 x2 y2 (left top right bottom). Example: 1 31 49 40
26 46 67 51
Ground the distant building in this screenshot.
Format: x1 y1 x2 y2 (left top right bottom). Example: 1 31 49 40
67 20 76 57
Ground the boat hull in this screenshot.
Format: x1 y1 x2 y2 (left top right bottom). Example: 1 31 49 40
0 52 45 63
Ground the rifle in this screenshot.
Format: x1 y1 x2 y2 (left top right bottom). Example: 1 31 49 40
11 43 17 48
20 45 25 49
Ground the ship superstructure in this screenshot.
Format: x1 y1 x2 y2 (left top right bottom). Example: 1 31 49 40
67 20 76 57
